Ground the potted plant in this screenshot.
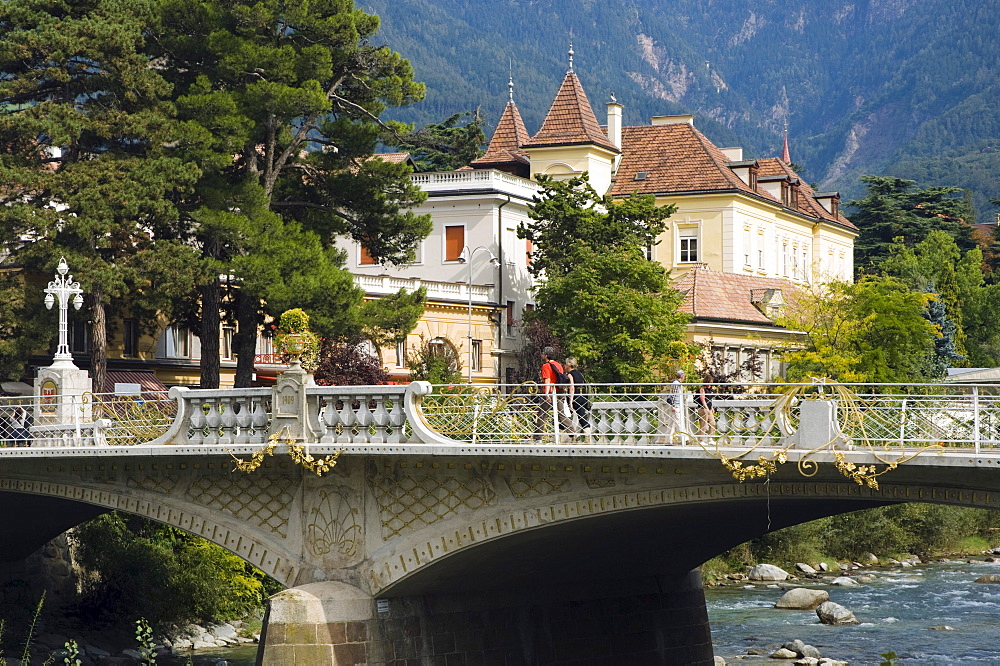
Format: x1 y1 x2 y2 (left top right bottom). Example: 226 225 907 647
274 308 320 371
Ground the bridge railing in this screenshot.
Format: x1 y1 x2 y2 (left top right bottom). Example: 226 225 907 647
416 382 1000 451
7 380 1000 452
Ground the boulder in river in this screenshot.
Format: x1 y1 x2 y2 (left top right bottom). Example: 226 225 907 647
749 564 790 581
930 625 955 631
796 563 817 574
816 601 860 625
830 576 861 586
775 588 830 610
862 552 879 564
783 639 821 658
770 647 797 659
975 574 1000 584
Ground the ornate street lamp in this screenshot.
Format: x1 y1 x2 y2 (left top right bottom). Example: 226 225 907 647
458 246 500 383
44 257 84 362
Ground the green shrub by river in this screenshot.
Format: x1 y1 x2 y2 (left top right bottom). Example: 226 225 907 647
702 503 1000 582
74 512 281 632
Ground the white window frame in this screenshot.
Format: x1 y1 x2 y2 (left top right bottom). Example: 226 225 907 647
677 225 700 264
164 324 191 359
395 340 407 367
222 326 235 360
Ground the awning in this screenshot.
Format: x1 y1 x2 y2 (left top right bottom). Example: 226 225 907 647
102 370 170 395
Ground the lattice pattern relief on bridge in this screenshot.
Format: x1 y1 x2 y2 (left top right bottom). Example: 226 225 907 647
187 474 294 538
368 474 497 538
506 477 570 499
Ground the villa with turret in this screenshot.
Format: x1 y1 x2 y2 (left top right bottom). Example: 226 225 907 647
344 55 857 384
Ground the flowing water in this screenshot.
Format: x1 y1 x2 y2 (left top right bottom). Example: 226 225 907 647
707 560 1000 664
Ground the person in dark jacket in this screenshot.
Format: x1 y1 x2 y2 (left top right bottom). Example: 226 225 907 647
564 357 591 435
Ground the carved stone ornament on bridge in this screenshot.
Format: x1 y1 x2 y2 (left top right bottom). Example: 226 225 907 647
187 473 294 537
306 488 362 561
368 470 497 539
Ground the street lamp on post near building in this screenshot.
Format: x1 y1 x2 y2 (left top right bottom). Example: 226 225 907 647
44 257 84 363
458 246 500 383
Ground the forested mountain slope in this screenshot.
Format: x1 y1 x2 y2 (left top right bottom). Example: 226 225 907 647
363 0 1000 218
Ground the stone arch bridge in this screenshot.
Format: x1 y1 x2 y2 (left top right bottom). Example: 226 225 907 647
3 368 1000 664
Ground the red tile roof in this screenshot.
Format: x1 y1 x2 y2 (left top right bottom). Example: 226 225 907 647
523 72 618 152
610 123 856 231
471 101 531 170
674 269 798 325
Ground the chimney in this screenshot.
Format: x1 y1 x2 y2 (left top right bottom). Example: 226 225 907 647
606 99 623 150
650 114 695 126
720 147 743 161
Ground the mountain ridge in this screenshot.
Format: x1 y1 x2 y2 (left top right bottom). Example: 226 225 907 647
362 0 1000 219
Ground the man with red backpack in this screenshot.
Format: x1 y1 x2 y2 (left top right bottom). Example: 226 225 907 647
532 346 574 441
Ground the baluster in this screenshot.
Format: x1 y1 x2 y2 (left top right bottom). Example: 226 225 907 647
203 401 221 446
234 399 251 445
716 409 730 436
623 410 637 446
188 399 206 445
337 395 357 444
218 398 234 446
610 407 625 443
371 396 389 444
387 395 405 443
355 397 374 443
595 409 611 444
321 396 340 443
636 409 652 446
250 399 267 444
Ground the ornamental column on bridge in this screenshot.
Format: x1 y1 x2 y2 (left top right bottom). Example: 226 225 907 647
34 259 92 428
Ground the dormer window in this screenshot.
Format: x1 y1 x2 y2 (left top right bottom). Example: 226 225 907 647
813 192 841 217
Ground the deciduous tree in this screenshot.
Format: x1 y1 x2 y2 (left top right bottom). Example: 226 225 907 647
779 276 938 383
520 174 687 383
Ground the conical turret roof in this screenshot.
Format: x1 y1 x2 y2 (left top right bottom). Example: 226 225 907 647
522 71 618 153
470 100 531 173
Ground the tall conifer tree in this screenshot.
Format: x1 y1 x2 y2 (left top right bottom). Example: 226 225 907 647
153 0 432 386
0 0 206 392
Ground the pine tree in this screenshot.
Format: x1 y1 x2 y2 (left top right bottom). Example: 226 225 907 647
152 0 433 386
0 0 206 391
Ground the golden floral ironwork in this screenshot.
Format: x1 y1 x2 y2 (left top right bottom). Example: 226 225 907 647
696 379 941 488
228 428 342 476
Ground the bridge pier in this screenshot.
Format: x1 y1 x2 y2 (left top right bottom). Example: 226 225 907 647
259 571 714 665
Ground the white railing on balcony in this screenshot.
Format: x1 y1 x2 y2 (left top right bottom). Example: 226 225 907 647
354 274 492 302
409 169 540 200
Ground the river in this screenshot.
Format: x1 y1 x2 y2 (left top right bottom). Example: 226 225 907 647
706 559 1000 663
169 559 1000 665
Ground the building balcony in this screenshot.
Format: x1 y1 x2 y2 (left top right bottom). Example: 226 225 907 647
410 169 539 200
355 275 493 304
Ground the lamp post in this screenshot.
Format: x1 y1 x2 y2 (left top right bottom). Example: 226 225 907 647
44 257 84 363
458 246 500 383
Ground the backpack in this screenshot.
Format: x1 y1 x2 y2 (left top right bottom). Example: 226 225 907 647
547 361 571 391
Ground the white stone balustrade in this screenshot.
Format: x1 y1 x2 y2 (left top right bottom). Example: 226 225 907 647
151 387 272 447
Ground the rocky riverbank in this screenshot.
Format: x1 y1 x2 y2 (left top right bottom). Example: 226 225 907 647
11 617 260 664
707 551 1000 664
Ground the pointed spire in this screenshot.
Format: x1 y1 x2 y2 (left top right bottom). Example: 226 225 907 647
523 69 619 153
781 120 791 165
508 62 515 104
470 71 531 176
568 37 574 73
